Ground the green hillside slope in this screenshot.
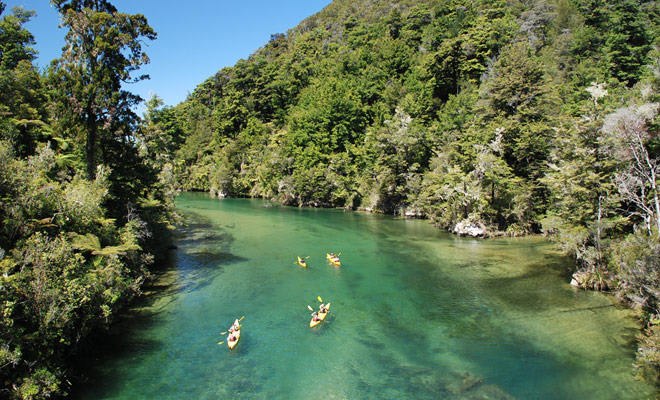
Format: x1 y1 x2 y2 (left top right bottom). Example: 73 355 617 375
161 0 655 231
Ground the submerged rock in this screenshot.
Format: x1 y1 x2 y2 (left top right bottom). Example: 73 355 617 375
444 372 515 400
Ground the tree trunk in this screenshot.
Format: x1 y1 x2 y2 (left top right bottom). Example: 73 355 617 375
595 194 603 270
652 175 660 235
86 110 97 181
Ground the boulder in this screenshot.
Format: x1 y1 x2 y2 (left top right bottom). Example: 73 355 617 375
453 219 488 237
570 273 583 287
402 208 425 218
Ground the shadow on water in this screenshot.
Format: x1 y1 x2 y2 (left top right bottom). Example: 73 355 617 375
171 213 247 292
144 211 246 301
70 211 246 398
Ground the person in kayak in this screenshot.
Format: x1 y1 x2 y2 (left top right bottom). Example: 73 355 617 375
229 319 240 333
228 332 237 342
319 303 328 314
311 311 319 321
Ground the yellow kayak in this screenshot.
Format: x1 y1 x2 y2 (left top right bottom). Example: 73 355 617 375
298 256 307 267
309 303 331 328
227 328 240 350
326 253 341 267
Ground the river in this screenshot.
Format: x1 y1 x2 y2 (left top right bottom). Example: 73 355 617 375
74 192 657 399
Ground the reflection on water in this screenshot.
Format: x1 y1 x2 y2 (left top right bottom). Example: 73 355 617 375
74 192 657 399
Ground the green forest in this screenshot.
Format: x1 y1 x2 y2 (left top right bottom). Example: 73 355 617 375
2 0 660 398
0 0 177 398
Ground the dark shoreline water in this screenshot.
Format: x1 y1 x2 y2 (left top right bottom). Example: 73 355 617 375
73 192 657 399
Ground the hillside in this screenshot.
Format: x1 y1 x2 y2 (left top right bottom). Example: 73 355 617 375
156 0 657 231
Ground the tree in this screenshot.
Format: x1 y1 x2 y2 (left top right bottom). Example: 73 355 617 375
386 8 402 39
139 95 185 170
481 40 559 222
0 5 48 158
48 0 156 180
602 103 660 235
361 108 430 213
541 81 621 279
0 4 36 70
605 0 651 86
51 0 116 14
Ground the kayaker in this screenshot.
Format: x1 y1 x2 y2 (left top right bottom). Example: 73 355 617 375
228 333 237 342
229 319 239 333
319 303 328 314
311 311 319 321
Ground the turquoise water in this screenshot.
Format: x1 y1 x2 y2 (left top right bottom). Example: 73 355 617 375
75 192 657 399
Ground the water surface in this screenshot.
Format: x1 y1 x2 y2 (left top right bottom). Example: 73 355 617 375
75 192 656 399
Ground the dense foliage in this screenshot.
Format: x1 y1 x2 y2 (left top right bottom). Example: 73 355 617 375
2 0 660 396
148 0 660 386
0 1 176 398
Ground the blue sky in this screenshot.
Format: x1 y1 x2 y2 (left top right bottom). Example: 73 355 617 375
3 0 332 109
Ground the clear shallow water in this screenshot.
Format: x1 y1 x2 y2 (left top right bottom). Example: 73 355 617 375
75 192 657 399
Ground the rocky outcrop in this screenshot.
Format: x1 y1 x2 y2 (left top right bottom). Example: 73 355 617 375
401 207 425 218
453 219 488 237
